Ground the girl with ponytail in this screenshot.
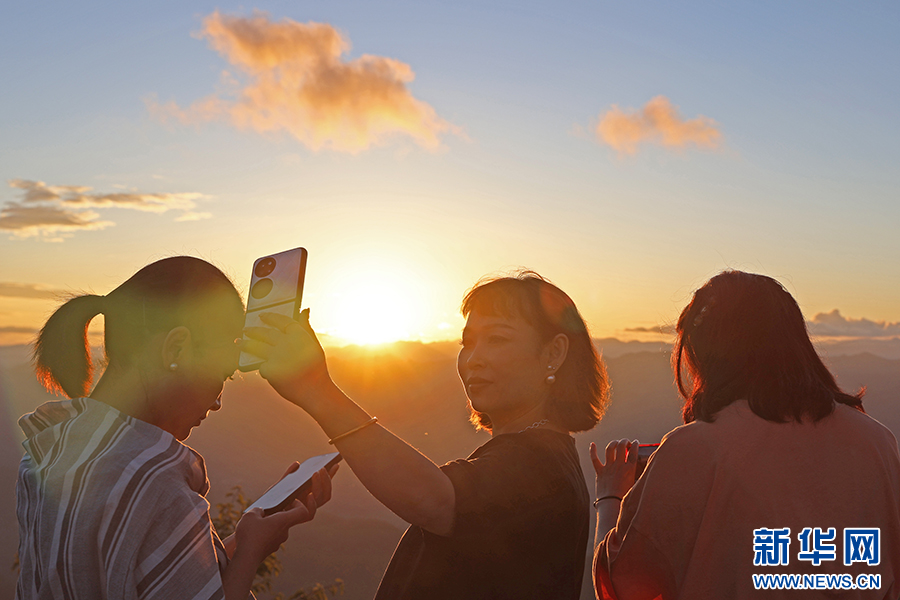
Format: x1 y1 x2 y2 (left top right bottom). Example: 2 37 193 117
17 256 334 600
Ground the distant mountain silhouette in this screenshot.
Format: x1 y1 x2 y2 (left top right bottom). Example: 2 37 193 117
816 336 900 360
2 339 898 599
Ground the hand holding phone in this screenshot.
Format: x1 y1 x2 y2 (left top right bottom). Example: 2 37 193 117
239 247 308 372
589 439 643 501
244 452 342 516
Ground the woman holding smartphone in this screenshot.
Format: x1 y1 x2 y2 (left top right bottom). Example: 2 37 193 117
591 270 900 599
243 271 608 600
16 256 334 600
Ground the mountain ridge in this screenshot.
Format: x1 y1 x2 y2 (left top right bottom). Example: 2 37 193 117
2 341 898 599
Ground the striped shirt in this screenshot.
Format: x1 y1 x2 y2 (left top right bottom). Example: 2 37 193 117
16 397 234 600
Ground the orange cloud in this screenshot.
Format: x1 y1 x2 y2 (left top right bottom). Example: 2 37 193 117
595 96 721 155
149 12 456 152
2 180 212 241
623 325 676 335
0 282 67 299
9 179 206 213
0 203 113 240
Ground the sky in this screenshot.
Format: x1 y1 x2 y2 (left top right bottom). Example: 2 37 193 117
1 0 899 346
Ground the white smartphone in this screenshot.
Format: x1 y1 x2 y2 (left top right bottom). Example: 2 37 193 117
244 452 342 516
238 247 308 372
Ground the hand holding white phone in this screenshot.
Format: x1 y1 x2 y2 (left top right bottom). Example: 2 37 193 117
244 452 342 516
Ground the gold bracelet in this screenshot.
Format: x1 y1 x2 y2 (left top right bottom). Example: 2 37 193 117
328 417 378 445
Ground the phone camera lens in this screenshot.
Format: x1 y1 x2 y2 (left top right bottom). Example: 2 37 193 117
255 257 276 278
251 278 274 299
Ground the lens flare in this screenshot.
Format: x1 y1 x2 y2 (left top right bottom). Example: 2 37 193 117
325 267 426 345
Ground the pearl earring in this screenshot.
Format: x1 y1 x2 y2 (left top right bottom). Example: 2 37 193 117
169 363 178 371
546 365 556 384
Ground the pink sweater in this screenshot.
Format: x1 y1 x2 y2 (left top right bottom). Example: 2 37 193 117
596 401 900 600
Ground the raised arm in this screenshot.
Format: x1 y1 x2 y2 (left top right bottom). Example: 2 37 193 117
590 439 638 551
243 310 456 536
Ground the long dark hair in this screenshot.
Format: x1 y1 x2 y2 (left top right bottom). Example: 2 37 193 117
33 256 243 398
461 271 608 433
674 270 863 423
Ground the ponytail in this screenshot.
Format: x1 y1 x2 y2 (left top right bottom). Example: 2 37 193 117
33 294 105 398
33 256 243 399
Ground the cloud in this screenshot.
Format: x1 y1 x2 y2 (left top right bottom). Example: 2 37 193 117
9 179 205 213
9 180 91 202
622 311 900 340
0 325 38 334
148 11 457 152
594 96 721 155
0 282 67 300
623 325 676 335
0 203 114 240
807 310 900 338
2 180 211 240
0 325 103 339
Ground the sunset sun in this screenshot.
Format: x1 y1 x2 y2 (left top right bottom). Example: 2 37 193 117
325 267 427 345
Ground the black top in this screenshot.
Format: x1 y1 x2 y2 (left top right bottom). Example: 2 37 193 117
374 429 590 600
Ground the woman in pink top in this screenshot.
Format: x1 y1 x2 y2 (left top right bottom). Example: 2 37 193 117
591 270 900 599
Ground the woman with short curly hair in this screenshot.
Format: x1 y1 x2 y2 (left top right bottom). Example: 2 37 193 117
244 270 609 600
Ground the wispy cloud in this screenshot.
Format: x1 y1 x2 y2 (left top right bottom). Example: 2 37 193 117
0 282 67 300
808 310 900 338
0 203 114 241
1 180 211 240
148 11 458 153
594 96 721 155
0 325 39 334
631 310 900 340
9 179 206 213
623 325 676 335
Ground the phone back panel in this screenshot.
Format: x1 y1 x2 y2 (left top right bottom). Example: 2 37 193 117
239 247 308 371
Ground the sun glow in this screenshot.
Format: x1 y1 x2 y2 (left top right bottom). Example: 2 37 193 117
323 265 429 345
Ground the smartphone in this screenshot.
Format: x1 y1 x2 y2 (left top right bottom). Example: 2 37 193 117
238 247 308 372
244 452 342 516
635 443 659 480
